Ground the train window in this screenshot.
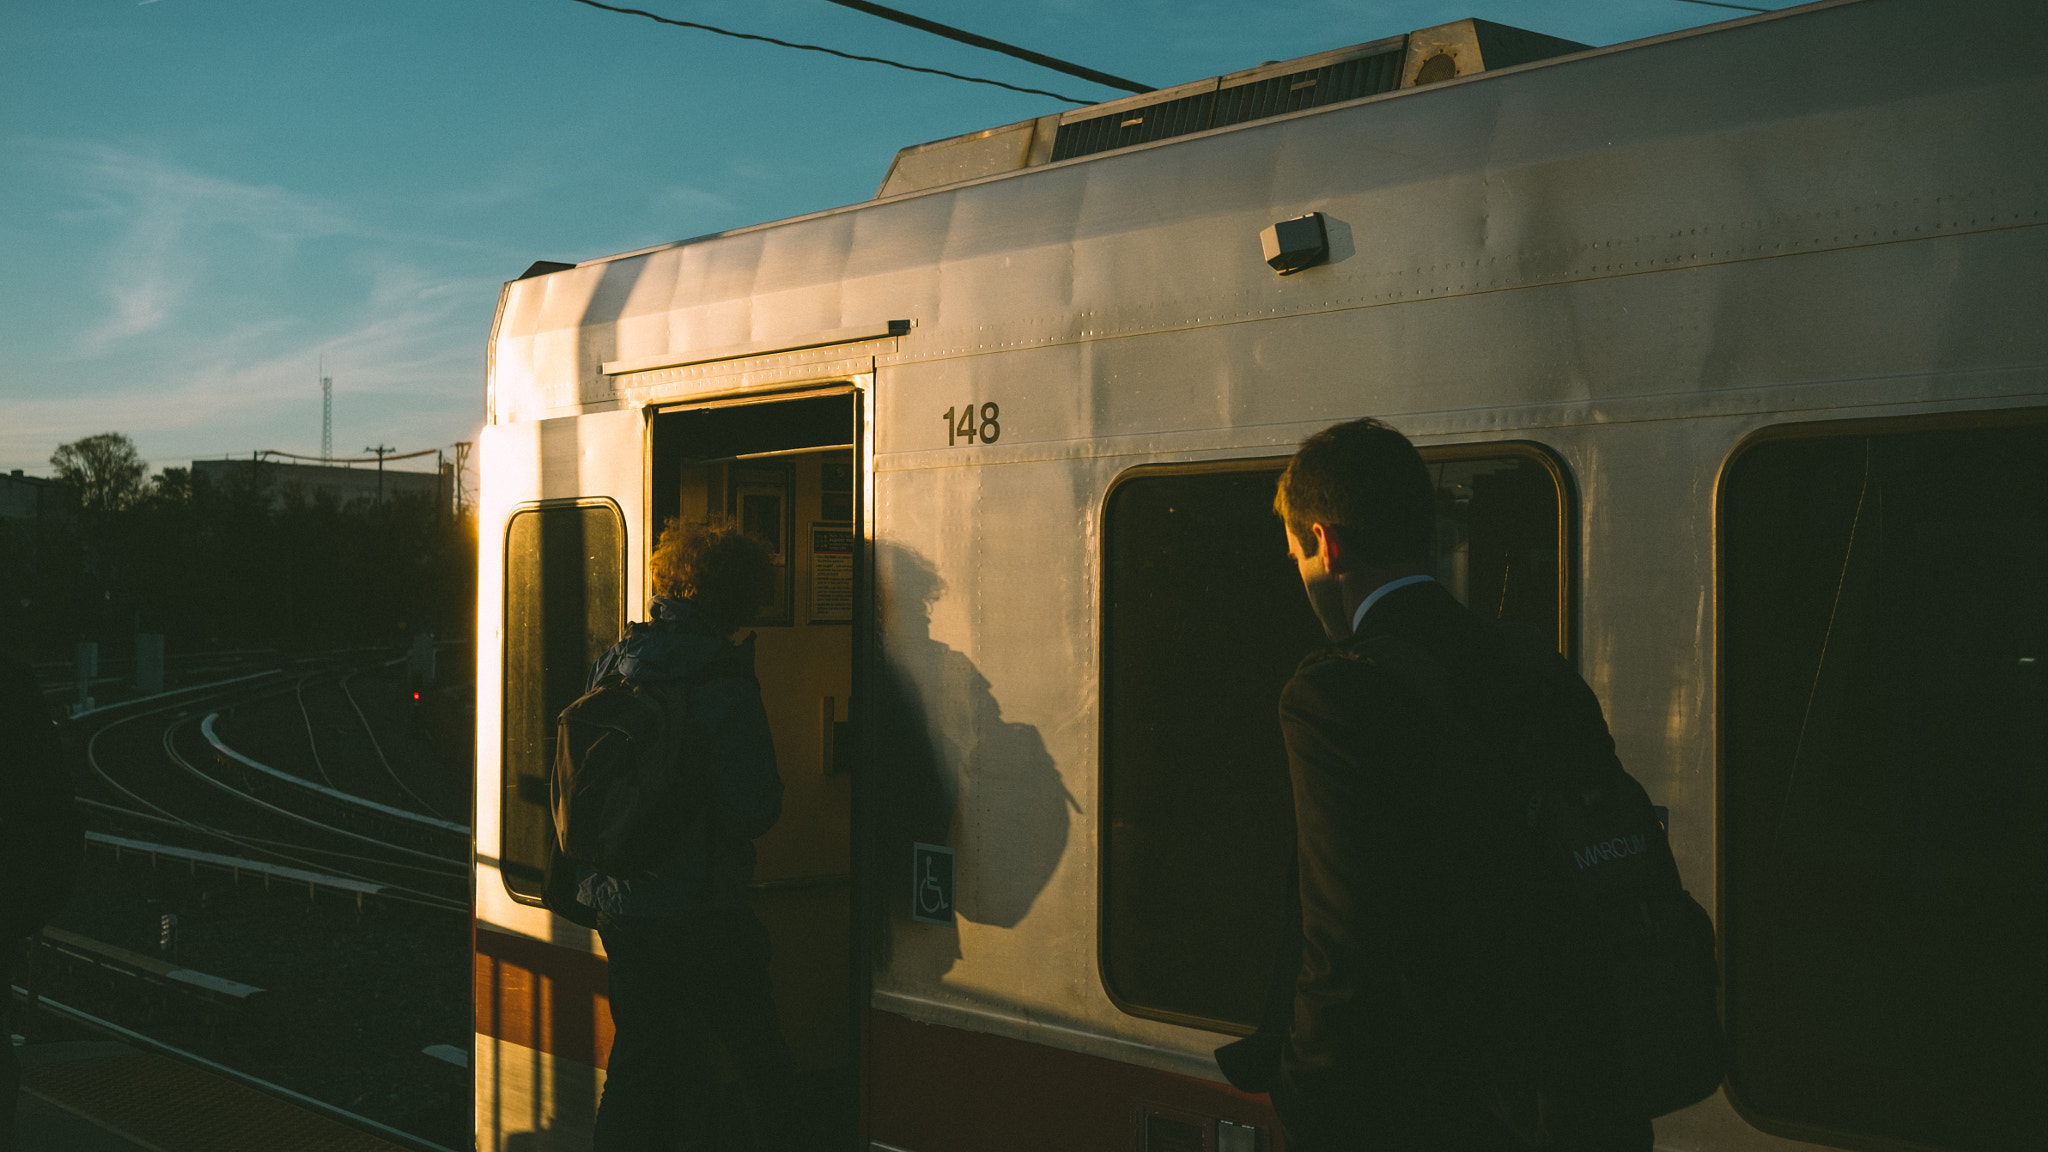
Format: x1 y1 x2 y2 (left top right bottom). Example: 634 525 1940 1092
1721 418 2048 1152
1427 448 1570 650
500 502 626 901
1100 446 1568 1030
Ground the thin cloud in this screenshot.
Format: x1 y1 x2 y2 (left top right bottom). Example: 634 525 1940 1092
35 142 358 355
25 140 499 357
0 262 486 468
2 142 496 473
651 183 736 218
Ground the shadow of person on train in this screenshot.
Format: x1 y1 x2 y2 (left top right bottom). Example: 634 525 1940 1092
866 543 1075 983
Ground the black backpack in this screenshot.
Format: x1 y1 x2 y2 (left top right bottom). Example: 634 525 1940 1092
550 670 704 882
1359 630 1725 1127
1503 769 1725 1126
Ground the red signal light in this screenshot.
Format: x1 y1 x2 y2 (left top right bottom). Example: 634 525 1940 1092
411 691 422 701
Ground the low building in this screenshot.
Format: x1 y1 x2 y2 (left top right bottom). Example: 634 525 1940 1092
0 469 73 524
191 458 451 512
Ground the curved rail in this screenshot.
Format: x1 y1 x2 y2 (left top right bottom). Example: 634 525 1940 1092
70 668 281 719
201 714 470 835
294 671 336 788
158 714 464 871
338 671 453 822
80 688 466 910
79 796 470 884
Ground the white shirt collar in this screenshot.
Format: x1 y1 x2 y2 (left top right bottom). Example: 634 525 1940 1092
1350 574 1436 635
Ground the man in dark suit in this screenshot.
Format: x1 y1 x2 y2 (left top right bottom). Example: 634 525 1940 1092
1266 418 1651 1151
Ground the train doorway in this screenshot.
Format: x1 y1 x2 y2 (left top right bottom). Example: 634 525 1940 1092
647 387 862 1141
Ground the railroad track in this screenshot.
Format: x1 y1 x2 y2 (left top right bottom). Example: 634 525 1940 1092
41 649 475 1149
283 662 464 821
73 657 469 913
11 982 460 1152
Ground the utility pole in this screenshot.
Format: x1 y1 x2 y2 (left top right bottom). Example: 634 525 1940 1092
365 444 393 505
453 441 473 516
320 372 333 460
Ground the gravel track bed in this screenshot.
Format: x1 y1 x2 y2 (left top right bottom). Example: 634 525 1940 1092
37 850 471 1147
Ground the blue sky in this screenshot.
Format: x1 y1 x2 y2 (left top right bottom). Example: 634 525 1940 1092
0 0 1763 479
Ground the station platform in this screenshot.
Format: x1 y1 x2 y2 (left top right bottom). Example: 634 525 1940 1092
13 1040 415 1152
15 1054 154 1152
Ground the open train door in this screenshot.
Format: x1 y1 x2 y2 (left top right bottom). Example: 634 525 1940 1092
647 383 867 1145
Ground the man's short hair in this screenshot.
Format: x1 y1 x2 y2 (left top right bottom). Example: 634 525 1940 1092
649 517 775 627
1274 418 1433 564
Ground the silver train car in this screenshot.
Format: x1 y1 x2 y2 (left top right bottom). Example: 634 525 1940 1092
471 0 2048 1148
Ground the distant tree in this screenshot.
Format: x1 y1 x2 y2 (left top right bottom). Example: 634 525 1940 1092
145 466 197 509
19 436 477 654
50 432 147 515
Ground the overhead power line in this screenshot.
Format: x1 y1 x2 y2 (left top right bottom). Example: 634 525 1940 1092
1668 0 1773 12
564 0 1096 105
819 1 1152 94
259 447 439 465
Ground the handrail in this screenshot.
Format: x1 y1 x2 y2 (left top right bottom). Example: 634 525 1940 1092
87 831 386 897
39 925 266 1001
68 669 282 719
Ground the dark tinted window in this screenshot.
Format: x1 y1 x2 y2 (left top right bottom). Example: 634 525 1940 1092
1102 449 1566 1029
1429 451 1566 641
501 503 624 900
1722 420 2048 1151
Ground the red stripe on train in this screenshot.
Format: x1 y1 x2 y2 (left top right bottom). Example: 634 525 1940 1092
473 924 613 1069
867 1009 1286 1152
473 924 1286 1148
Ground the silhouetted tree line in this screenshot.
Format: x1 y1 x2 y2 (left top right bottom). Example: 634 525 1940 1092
0 433 475 655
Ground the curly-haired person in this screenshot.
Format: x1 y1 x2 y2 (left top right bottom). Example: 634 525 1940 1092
576 519 798 1152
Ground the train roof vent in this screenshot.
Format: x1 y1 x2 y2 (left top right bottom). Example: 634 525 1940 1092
1052 35 1408 163
1210 44 1410 132
875 17 1588 198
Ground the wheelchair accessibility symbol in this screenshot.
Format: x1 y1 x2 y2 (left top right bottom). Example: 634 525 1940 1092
911 842 955 925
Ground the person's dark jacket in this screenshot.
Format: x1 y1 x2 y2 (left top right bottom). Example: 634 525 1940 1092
1273 580 1648 1151
0 650 84 941
575 597 782 917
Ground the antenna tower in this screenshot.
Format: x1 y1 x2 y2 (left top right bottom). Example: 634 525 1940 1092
320 372 333 460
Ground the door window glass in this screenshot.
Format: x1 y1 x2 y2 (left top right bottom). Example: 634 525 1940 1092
500 503 624 900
